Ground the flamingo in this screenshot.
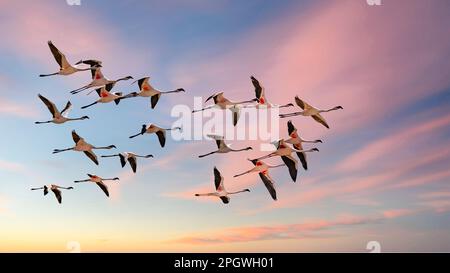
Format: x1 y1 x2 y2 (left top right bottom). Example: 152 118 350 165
101 152 153 173
129 124 181 148
191 92 257 126
254 139 319 182
52 130 116 165
39 41 93 77
35 94 89 124
195 167 250 204
69 60 133 95
279 96 343 129
285 120 322 170
121 77 185 109
245 76 294 109
198 134 253 158
234 159 285 200
31 184 73 204
74 174 119 197
81 83 124 109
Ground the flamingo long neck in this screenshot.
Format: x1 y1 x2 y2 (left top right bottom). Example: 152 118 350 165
197 193 216 196
234 170 251 177
102 154 119 158
161 89 183 94
164 127 181 131
281 111 306 117
116 77 131 82
74 180 89 183
228 190 248 195
231 147 250 152
76 67 93 72
279 103 293 108
232 99 255 105
93 146 113 150
321 106 342 113
67 117 85 121
302 139 320 143
53 147 74 153
136 155 152 158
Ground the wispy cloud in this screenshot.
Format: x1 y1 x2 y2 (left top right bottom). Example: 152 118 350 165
171 209 417 245
336 114 450 173
418 190 450 213
0 159 25 172
0 99 37 118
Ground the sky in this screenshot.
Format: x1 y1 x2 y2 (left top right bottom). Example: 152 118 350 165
0 0 450 252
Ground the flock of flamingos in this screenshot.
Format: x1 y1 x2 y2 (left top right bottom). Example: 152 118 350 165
31 41 343 204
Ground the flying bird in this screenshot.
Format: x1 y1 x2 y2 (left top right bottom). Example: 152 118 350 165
245 76 294 109
101 152 153 173
31 184 73 204
52 130 116 165
70 60 132 95
81 83 124 109
192 92 257 126
284 120 322 170
121 77 185 109
129 124 181 148
35 94 89 124
195 167 250 204
234 159 285 200
74 174 119 197
39 41 93 77
254 139 319 182
198 134 253 158
279 96 343 129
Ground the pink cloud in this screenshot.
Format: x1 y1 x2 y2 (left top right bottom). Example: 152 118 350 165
336 114 450 172
419 191 450 199
0 159 25 172
382 209 414 219
388 169 450 190
418 191 450 213
0 99 37 118
420 200 450 213
171 209 416 245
